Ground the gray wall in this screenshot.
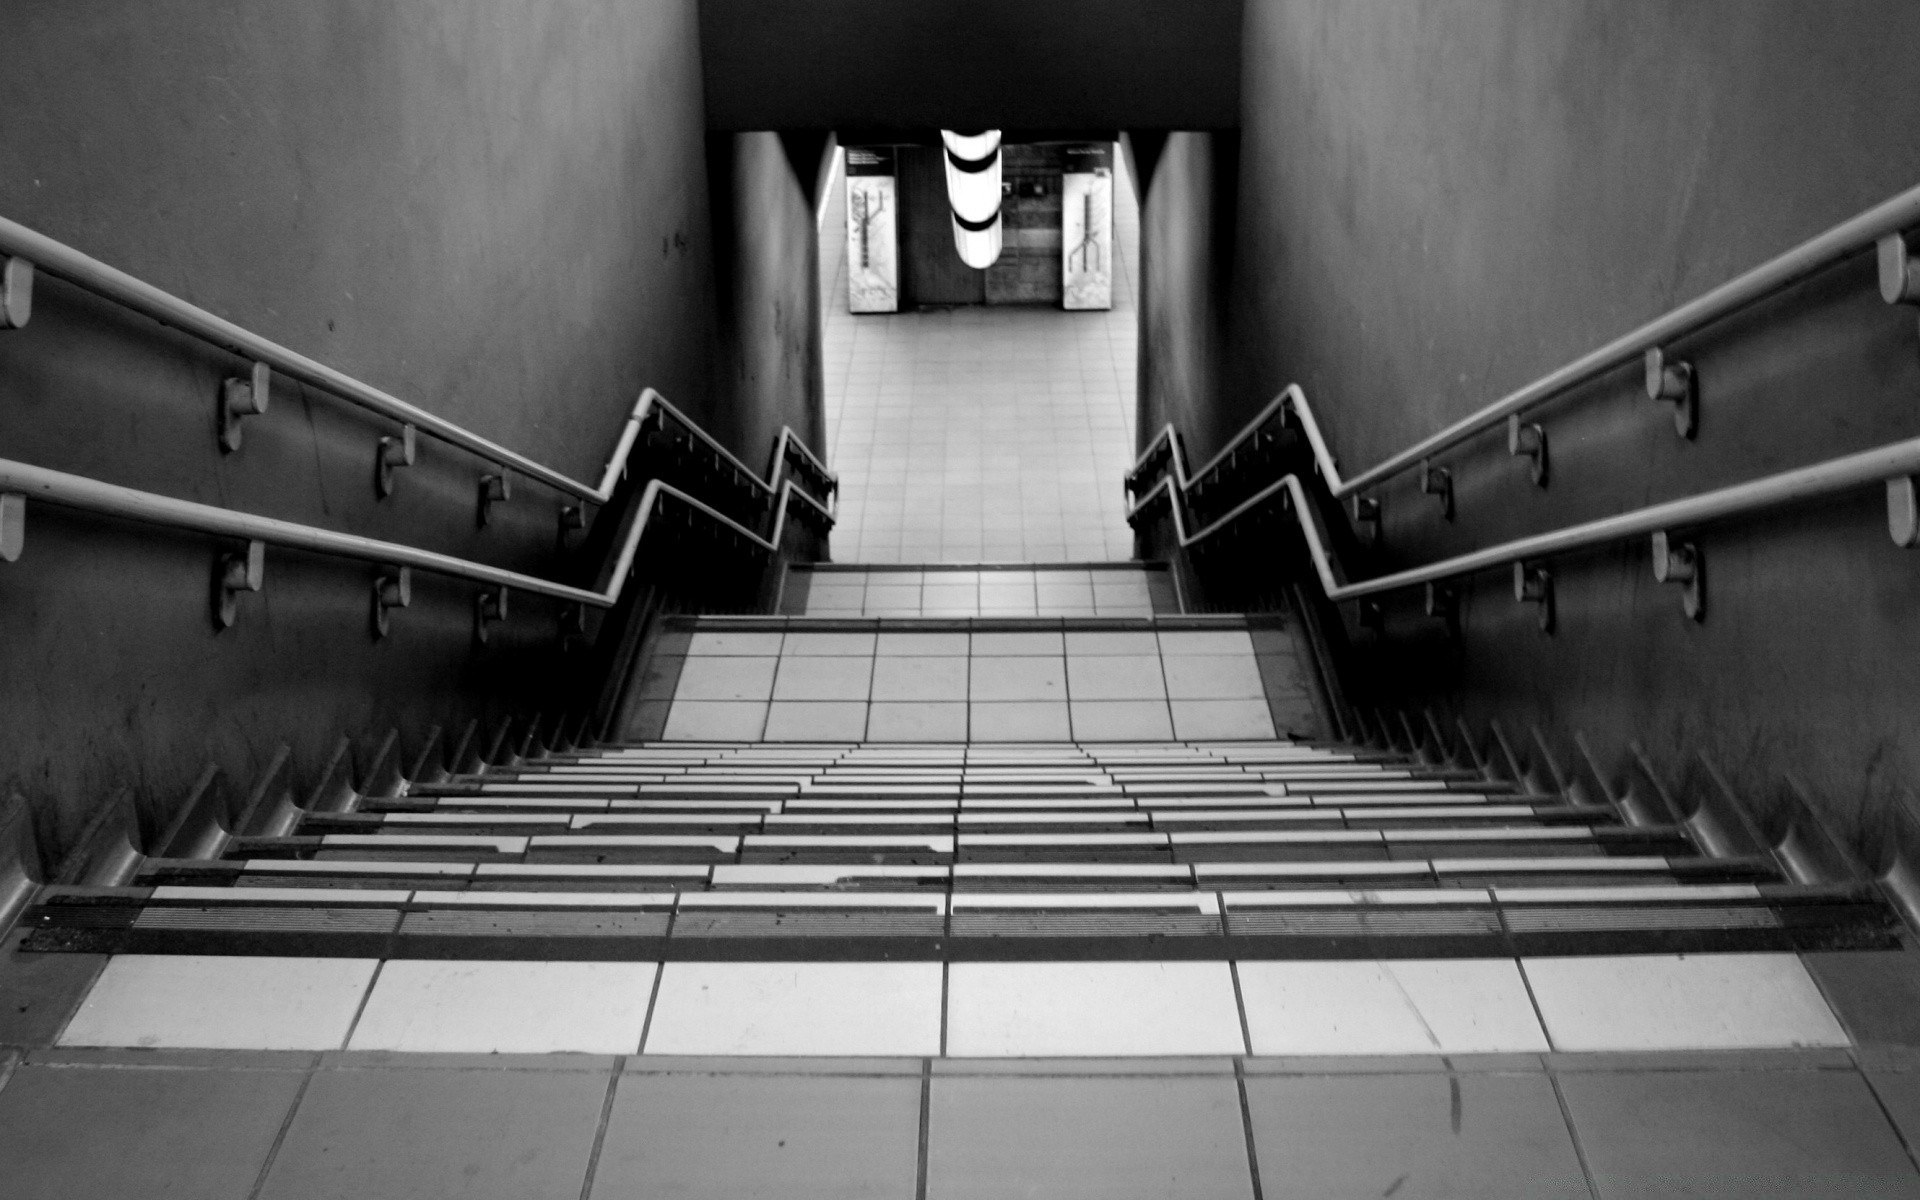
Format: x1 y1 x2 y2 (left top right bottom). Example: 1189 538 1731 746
707 133 828 474
1207 0 1920 828
0 3 727 864
1136 132 1234 463
699 0 1242 132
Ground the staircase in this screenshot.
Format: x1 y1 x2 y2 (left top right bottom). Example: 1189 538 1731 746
20 588 1900 1049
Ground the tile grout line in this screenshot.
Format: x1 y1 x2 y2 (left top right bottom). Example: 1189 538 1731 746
939 960 951 1058
243 1055 321 1200
636 962 668 1055
1229 960 1255 1057
1513 956 1559 1052
914 1057 934 1200
338 959 385 1051
575 1057 626 1200
1546 1068 1605 1200
1232 1057 1268 1200
1858 1064 1920 1178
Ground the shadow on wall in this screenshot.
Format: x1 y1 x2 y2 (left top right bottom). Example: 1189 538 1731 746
0 3 763 872
1136 0 1920 834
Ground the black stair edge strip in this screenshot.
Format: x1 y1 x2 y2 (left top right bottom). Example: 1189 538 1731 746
17 918 1901 962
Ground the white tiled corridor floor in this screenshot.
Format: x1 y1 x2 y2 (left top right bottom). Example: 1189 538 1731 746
818 147 1140 564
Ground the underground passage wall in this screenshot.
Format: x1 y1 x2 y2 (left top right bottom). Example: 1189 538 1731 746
0 4 822 871
1143 0 1920 830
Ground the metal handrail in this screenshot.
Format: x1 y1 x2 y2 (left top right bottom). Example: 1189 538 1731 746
0 215 835 505
0 455 832 610
1129 182 1920 500
1131 418 1920 603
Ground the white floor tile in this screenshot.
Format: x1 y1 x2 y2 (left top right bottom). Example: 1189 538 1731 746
782 631 877 656
1162 654 1268 700
60 955 378 1050
970 656 1067 702
1071 700 1175 741
1171 699 1277 740
946 961 1245 1056
871 655 969 701
772 655 874 701
1067 655 1168 700
867 701 969 741
1521 953 1850 1051
763 701 869 741
644 962 944 1055
687 631 785 656
1159 631 1256 656
673 656 778 701
969 701 1072 741
877 631 970 656
347 960 657 1054
1237 959 1549 1055
664 700 767 740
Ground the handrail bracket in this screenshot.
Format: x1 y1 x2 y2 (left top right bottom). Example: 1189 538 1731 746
376 425 418 499
213 539 266 629
1651 531 1704 622
1421 460 1454 521
218 362 270 453
0 257 32 329
1513 562 1554 634
1644 347 1698 440
1507 415 1549 488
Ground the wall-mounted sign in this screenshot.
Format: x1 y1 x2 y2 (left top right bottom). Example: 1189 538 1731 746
1061 143 1113 311
844 147 899 313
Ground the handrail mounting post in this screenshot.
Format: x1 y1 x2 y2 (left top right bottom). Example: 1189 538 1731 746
218 362 270 453
1356 599 1384 636
1513 562 1555 634
1424 581 1460 637
1420 461 1454 521
477 473 511 528
557 505 587 549
1351 495 1382 546
1888 477 1920 547
375 425 417 499
0 493 23 562
1879 232 1920 308
371 566 412 640
213 539 266 629
1507 415 1549 487
1644 347 1697 440
0 257 32 329
559 601 590 649
1651 531 1704 622
474 585 508 646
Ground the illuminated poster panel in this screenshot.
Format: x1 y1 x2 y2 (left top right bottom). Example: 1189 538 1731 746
845 146 899 313
1061 143 1113 311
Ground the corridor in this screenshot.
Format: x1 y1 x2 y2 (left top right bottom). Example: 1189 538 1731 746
818 148 1140 564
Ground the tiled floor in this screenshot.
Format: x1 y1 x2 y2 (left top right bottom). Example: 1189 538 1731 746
50 952 1856 1058
661 625 1283 742
819 147 1140 563
793 565 1162 616
8 1049 1920 1198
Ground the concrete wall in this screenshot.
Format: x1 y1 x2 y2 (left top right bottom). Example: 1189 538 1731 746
1216 0 1920 828
1136 132 1235 462
699 0 1242 132
706 133 827 471
0 3 718 864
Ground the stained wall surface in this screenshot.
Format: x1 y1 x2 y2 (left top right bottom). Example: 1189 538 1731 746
1209 0 1920 824
0 4 720 862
